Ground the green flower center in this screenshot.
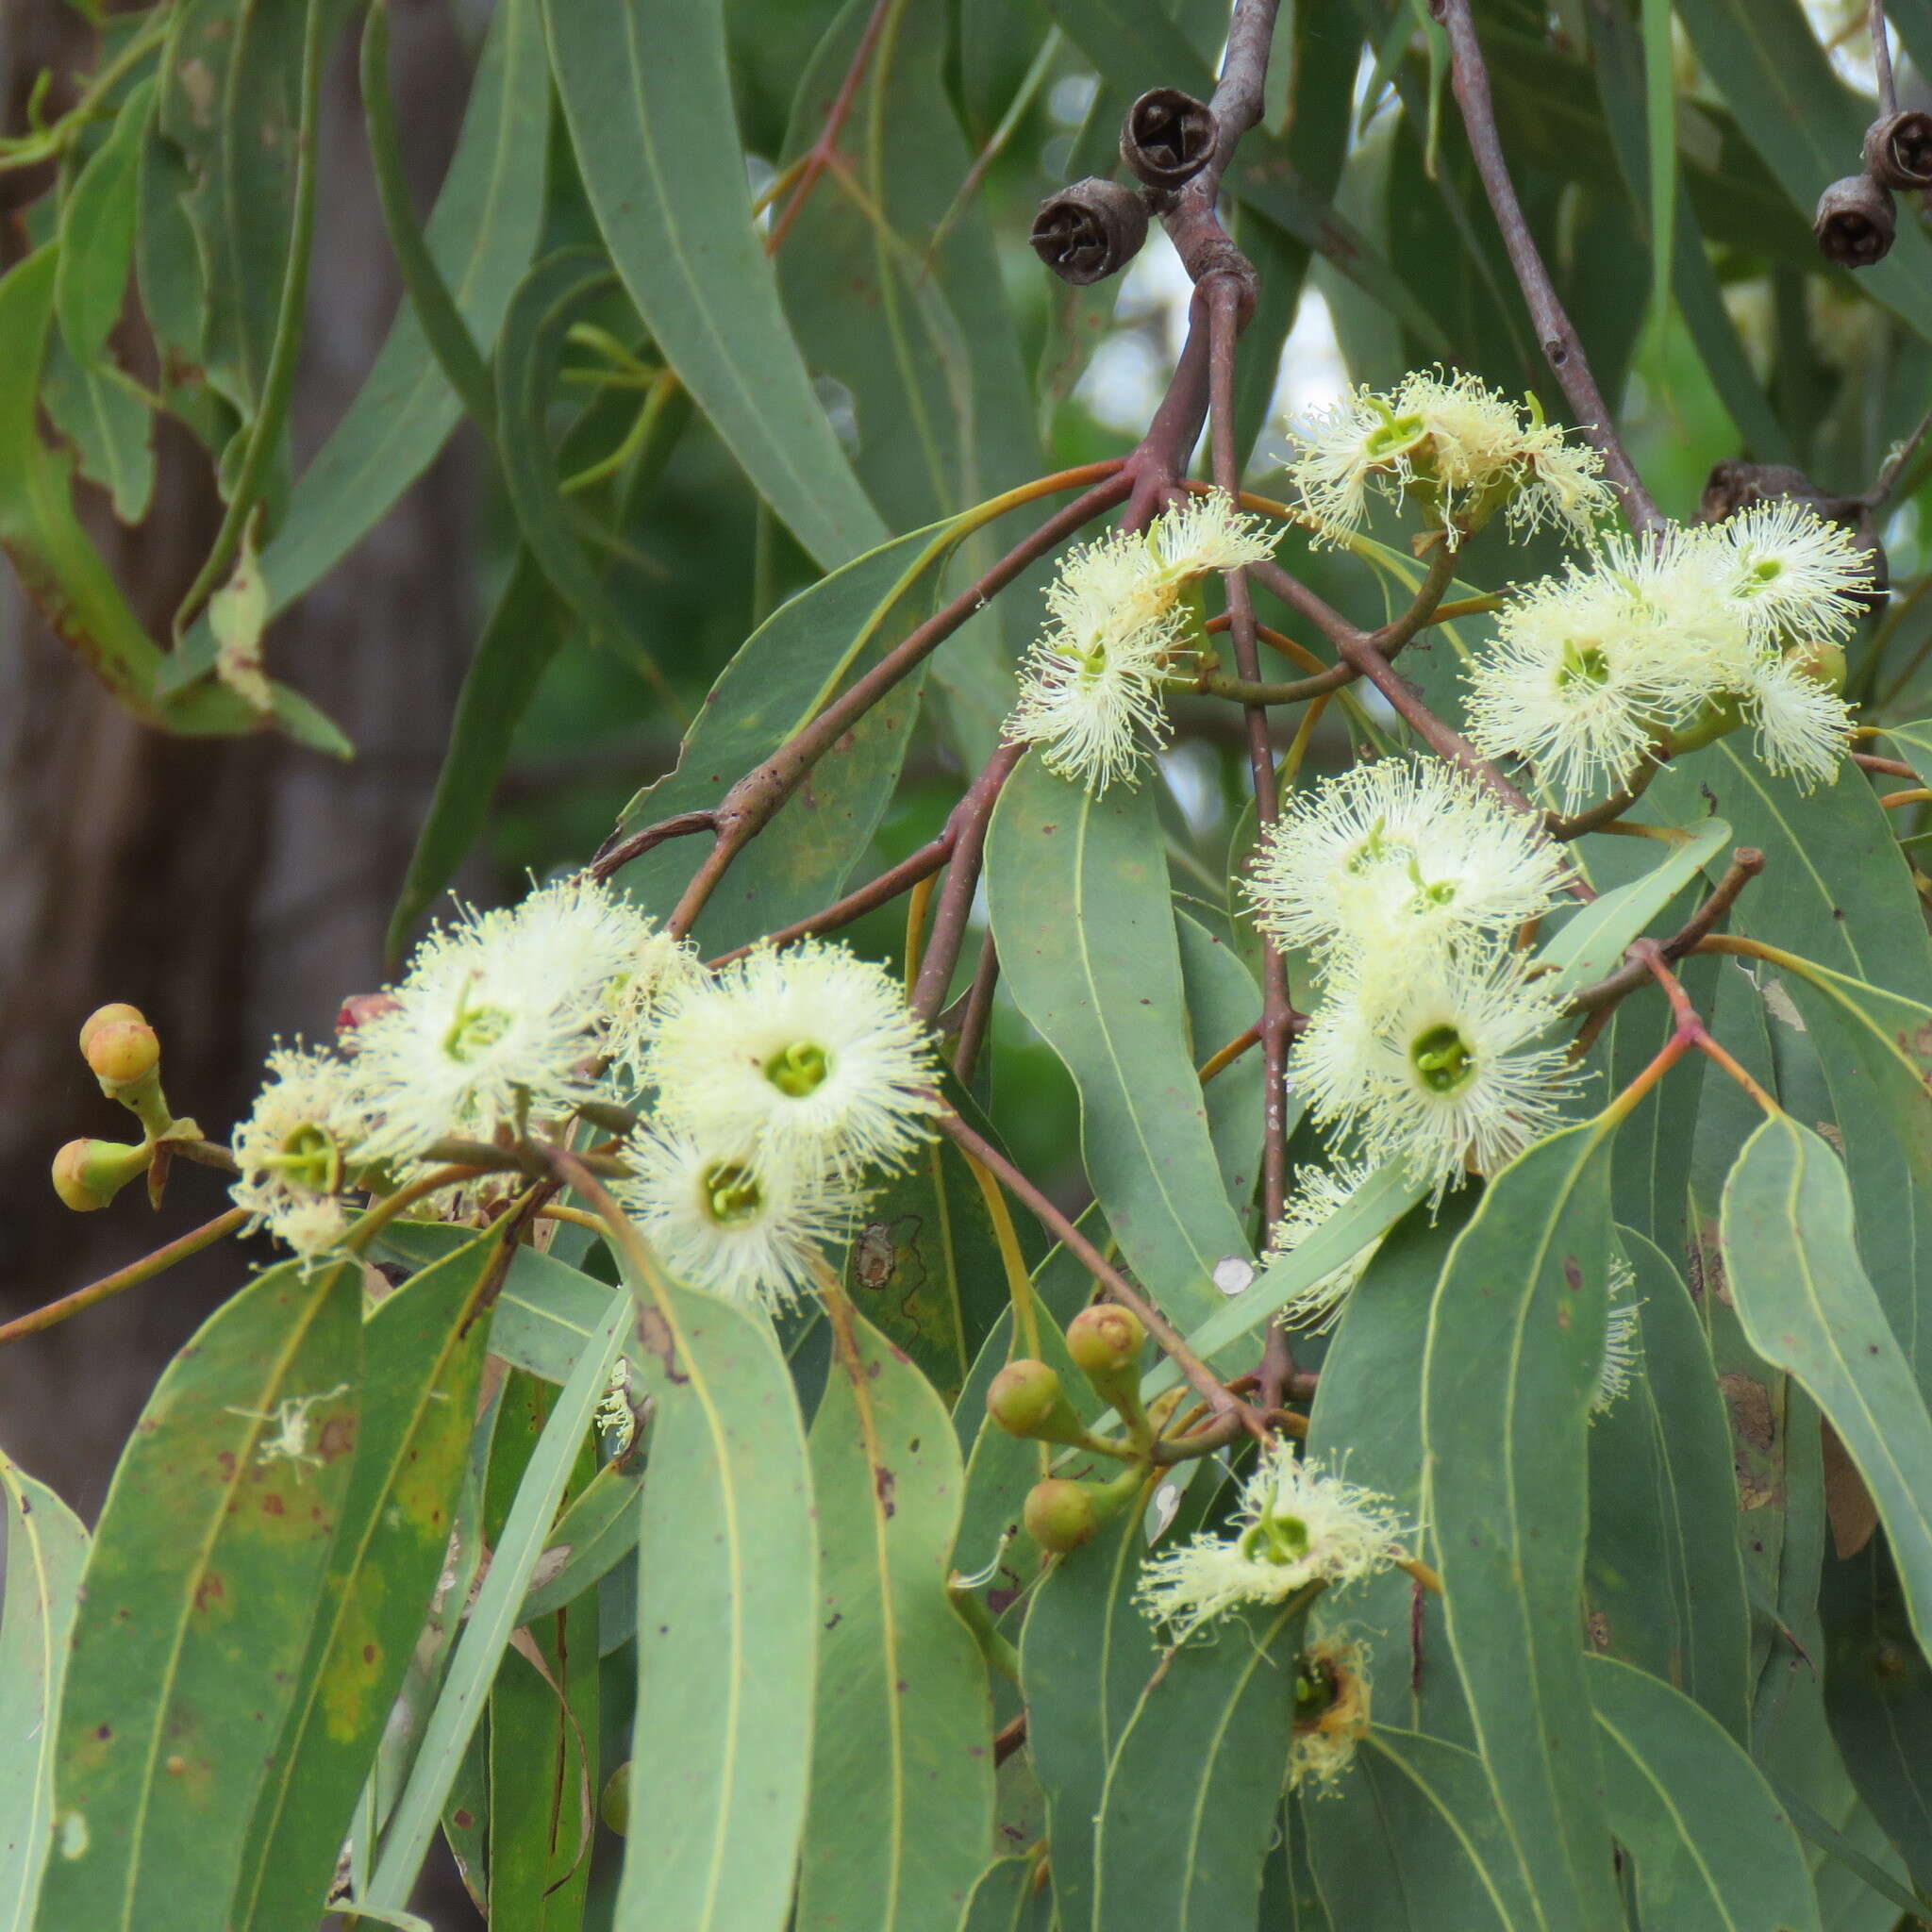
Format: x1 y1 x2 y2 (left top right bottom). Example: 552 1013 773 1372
442 982 512 1064
1411 1023 1474 1094
1363 399 1427 464
1240 1509 1311 1567
764 1041 830 1098
1556 641 1611 689
1749 557 1783 585
267 1123 342 1194
701 1161 763 1226
1345 819 1405 874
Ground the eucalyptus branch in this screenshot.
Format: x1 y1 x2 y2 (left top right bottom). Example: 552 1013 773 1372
1871 0 1901 119
1570 848 1765 1017
1432 0 1664 538
953 931 1002 1086
658 468 1132 937
707 830 954 966
0 1208 248 1350
911 742 1025 1023
1544 753 1665 840
936 1108 1269 1441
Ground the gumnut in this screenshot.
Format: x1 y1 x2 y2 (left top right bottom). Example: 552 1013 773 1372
84 1019 160 1088
1029 177 1149 285
987 1358 1079 1441
1813 174 1895 267
1024 1478 1099 1553
1066 1304 1146 1379
1863 111 1932 192
1120 88 1218 191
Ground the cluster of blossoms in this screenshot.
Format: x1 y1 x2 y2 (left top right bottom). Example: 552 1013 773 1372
1249 757 1576 1247
1286 367 1613 547
1003 491 1277 793
228 876 941 1309
1466 505 1870 806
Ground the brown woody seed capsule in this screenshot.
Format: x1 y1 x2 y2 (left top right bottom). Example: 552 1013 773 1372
1813 174 1896 267
1024 1478 1099 1553
1029 177 1149 286
1863 111 1932 192
85 1020 160 1088
1120 88 1218 191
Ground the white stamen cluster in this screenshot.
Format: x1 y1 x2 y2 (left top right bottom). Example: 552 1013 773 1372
1262 1161 1384 1333
1249 758 1577 1202
1465 507 1868 807
1138 1446 1407 1640
1004 492 1277 794
1286 368 1611 547
229 1044 376 1263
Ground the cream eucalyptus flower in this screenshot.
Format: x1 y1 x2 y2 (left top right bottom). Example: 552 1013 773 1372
1291 1637 1374 1796
230 1043 380 1261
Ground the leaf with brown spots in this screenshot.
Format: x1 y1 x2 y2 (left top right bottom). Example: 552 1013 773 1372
34 1258 361 1932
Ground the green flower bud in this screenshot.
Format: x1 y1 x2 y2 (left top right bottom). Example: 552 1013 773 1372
987 1359 1084 1442
1024 1478 1099 1553
51 1137 149 1212
84 1020 160 1089
1066 1305 1145 1379
600 1761 630 1836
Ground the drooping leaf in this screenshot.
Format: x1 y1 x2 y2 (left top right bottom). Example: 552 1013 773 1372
795 1296 993 1932
0 1456 88 1932
1422 1116 1624 1932
986 758 1253 1331
1587 1652 1823 1931
160 0 549 691
1721 1113 1932 1656
1585 1230 1753 1743
1174 908 1263 1218
1822 1538 1932 1897
34 1260 362 1932
229 1230 505 1932
609 1244 818 1932
543 0 889 571
1088 1601 1303 1931
1306 1729 1537 1928
55 77 151 369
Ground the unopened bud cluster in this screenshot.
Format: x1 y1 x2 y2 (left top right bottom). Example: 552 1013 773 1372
987 1305 1155 1553
51 1004 200 1213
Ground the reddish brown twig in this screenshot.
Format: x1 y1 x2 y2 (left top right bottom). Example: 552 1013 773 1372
763 0 895 256
911 742 1024 1022
937 1108 1269 1442
1433 0 1662 537
953 930 1001 1086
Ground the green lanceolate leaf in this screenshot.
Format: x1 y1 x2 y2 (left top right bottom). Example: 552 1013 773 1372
1585 1230 1753 1743
1174 909 1264 1216
1587 1652 1823 1930
1017 1498 1164 1929
1421 1116 1624 1932
0 1457 88 1932
1307 1198 1475 1745
228 1229 505 1932
1751 948 1932 1403
1088 1601 1303 1932
986 758 1252 1330
610 1244 817 1932
375 1220 618 1387
542 0 888 571
161 0 548 691
521 1452 647 1622
608 518 955 954
1646 745 1932 1004
34 1260 362 1932
55 77 151 369
1306 1729 1537 1928
958 1854 1053 1932
1822 1539 1932 1896
795 1296 993 1932
363 1287 628 1912
1721 1114 1932 1656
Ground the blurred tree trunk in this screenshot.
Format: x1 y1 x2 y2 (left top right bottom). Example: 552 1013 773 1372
0 2 481 1516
